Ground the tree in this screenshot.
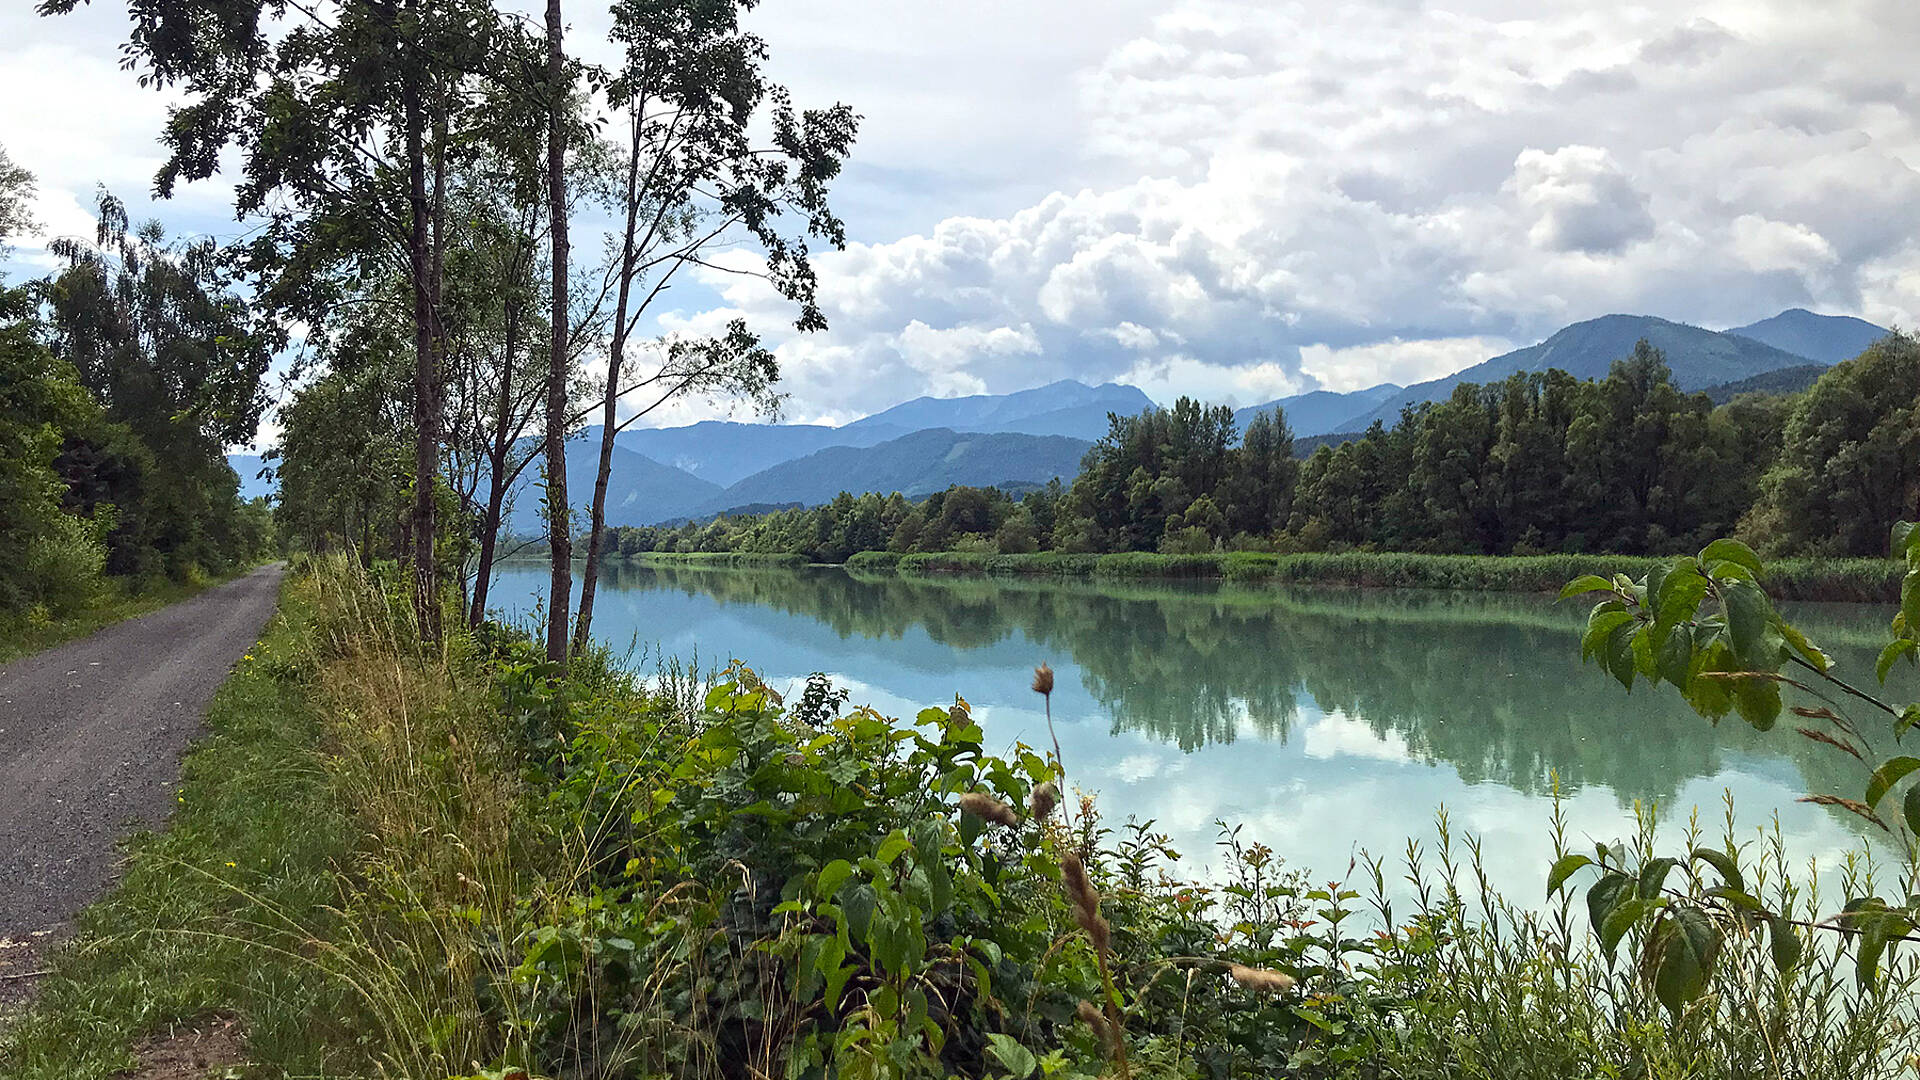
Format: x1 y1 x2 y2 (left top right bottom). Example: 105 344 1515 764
568 0 859 654
41 191 272 577
1751 333 1920 555
42 0 504 638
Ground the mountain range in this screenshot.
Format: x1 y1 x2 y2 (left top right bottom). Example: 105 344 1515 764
234 308 1889 527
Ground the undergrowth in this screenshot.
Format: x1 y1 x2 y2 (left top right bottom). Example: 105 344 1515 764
7 554 1917 1078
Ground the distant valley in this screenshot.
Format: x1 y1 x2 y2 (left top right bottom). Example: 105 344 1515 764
235 307 1889 528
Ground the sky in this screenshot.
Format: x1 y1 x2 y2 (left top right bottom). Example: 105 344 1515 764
5 0 1919 438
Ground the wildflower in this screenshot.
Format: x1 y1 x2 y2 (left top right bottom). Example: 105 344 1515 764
959 791 1020 828
1227 963 1297 995
226 861 236 868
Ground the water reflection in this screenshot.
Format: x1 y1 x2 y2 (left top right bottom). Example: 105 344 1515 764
492 561 1909 897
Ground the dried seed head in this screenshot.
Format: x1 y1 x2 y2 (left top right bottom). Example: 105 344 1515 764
1029 781 1060 820
958 791 1021 828
1075 1000 1115 1056
1227 963 1297 995
1060 851 1100 920
1077 909 1112 954
1031 663 1054 697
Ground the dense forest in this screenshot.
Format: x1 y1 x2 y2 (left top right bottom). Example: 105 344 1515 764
0 149 274 624
603 336 1919 563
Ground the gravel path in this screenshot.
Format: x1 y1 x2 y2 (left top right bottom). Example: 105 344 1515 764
0 563 285 1009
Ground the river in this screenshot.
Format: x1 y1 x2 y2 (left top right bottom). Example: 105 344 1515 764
488 560 1910 904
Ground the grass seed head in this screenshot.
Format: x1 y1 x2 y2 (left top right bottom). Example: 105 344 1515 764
1228 962 1297 995
1031 662 1054 697
1076 1000 1115 1056
1029 781 1060 820
959 791 1021 828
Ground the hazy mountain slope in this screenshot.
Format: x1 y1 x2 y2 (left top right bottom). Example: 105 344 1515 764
1700 364 1828 404
1337 314 1814 432
504 440 721 532
697 428 1091 514
1726 308 1888 364
1233 383 1402 438
613 420 906 487
839 380 1153 437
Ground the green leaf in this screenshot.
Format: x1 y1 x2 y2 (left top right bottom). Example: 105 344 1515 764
1605 623 1638 690
1701 538 1764 579
816 859 854 901
1722 579 1774 669
1583 609 1635 662
1587 873 1633 946
1732 675 1782 732
1906 783 1920 836
1864 756 1920 807
1902 705 1920 738
1905 571 1920 641
1855 912 1911 987
1878 639 1917 684
1765 911 1802 976
1688 847 1744 895
985 1034 1039 1079
875 830 913 866
1651 908 1721 1015
1657 623 1694 688
841 884 877 940
1656 560 1708 629
1779 622 1831 674
1600 897 1650 959
1560 575 1616 600
1638 857 1678 900
1895 521 1918 559
1548 854 1593 898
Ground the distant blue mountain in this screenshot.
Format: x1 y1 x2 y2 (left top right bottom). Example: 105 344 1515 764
503 434 722 533
839 379 1153 441
1726 308 1889 364
1334 312 1837 433
693 428 1091 517
614 420 908 487
1233 383 1402 438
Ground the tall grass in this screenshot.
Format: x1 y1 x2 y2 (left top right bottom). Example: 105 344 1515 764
857 550 1902 601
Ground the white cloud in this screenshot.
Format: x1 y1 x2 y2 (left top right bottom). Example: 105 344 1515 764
13 0 1920 429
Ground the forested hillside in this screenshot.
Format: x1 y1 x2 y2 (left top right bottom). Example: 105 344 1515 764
614 337 1918 562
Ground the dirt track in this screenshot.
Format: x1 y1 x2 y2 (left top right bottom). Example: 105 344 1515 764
0 563 285 1006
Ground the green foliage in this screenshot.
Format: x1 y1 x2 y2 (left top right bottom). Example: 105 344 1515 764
1566 525 1920 1005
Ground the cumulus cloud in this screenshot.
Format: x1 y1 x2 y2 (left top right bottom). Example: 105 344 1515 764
642 0 1920 424
11 0 1920 428
1508 146 1655 255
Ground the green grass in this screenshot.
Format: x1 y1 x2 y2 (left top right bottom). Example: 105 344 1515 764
862 549 1902 601
0 564 263 666
0 575 359 1078
625 550 813 569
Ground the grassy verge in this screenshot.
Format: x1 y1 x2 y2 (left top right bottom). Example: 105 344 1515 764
0 571 358 1077
852 549 1902 601
0 564 265 666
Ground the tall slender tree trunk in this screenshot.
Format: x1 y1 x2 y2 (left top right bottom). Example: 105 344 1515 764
542 0 573 665
572 109 644 654
470 295 522 629
402 9 443 644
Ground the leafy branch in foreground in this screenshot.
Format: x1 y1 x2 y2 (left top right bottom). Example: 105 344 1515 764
1562 525 1920 1005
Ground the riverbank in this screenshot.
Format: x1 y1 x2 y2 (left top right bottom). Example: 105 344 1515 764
9 556 1912 1078
654 549 1902 602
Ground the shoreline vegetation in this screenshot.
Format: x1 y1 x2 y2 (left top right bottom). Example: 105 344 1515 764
9 555 1917 1079
620 548 1904 602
